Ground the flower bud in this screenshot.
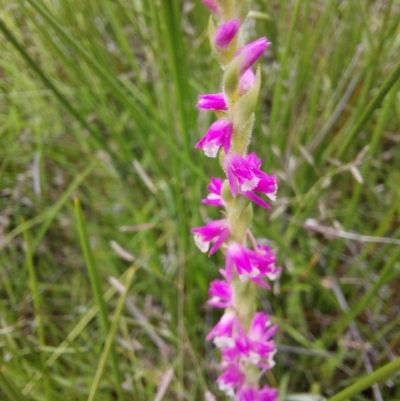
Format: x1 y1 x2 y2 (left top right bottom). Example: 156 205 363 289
235 37 270 74
197 93 228 111
239 68 256 95
214 18 240 50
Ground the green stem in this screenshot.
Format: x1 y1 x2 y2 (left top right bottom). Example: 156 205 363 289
233 280 257 331
22 221 51 400
327 357 400 401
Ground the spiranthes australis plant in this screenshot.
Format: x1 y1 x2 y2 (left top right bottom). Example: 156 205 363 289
192 0 281 400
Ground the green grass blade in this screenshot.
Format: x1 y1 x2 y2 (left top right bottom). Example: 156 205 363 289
159 0 192 154
23 285 120 393
0 17 101 143
269 0 301 146
73 197 124 400
327 357 400 401
334 56 400 158
21 221 51 400
22 0 207 181
1 162 94 251
0 370 26 401
47 285 117 367
88 267 136 401
330 244 400 339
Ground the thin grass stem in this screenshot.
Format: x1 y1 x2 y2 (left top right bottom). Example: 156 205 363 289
327 357 400 401
74 197 124 400
21 220 51 400
88 267 136 401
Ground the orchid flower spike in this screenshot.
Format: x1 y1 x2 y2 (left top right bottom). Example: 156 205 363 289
193 2 280 400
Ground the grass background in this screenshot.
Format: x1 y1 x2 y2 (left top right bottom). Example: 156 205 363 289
1 0 400 400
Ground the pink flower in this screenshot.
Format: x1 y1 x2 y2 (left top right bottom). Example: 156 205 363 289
202 177 224 207
196 119 233 157
249 312 277 343
214 18 241 50
191 219 230 255
197 93 228 111
224 242 278 285
256 244 282 281
225 242 254 281
216 364 245 398
225 152 278 209
235 37 270 74
219 313 277 372
206 309 237 347
234 312 277 370
208 280 233 308
246 151 262 168
237 385 278 401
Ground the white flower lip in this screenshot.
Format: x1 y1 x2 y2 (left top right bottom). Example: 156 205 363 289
203 143 219 158
241 177 259 192
194 234 209 253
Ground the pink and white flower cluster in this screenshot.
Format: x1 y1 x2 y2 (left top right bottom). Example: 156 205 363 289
192 1 281 400
191 189 280 400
